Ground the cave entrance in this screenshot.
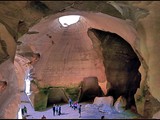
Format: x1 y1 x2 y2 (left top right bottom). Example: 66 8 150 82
88 28 141 110
25 70 31 95
17 108 23 119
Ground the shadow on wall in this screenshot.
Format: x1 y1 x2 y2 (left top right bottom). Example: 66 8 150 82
0 81 7 93
88 28 141 111
78 76 104 102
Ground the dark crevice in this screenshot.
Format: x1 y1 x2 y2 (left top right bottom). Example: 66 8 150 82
88 28 141 111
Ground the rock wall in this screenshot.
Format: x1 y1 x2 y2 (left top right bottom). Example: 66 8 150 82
88 29 141 110
0 1 160 119
0 59 19 119
0 23 19 119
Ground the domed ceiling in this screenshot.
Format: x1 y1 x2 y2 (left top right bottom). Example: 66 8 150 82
1 1 160 119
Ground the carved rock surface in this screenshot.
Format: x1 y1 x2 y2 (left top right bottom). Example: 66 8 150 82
0 59 19 118
0 1 160 119
88 29 141 110
78 77 104 102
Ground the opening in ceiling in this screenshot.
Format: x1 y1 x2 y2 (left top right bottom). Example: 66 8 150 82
58 15 80 27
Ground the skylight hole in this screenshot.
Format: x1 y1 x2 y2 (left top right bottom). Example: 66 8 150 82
59 15 80 27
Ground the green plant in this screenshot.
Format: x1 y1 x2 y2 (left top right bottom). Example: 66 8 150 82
65 87 80 101
31 79 40 89
136 86 148 102
31 80 53 94
34 91 48 111
39 86 53 95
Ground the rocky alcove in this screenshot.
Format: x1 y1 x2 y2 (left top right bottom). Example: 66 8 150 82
88 29 141 110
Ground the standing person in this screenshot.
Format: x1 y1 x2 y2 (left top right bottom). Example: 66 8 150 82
78 105 82 118
55 105 59 115
58 105 61 116
68 98 72 107
23 106 27 115
21 108 24 116
52 104 56 116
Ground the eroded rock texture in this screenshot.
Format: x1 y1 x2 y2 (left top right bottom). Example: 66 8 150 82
0 23 18 119
0 1 160 119
17 11 141 112
89 29 141 110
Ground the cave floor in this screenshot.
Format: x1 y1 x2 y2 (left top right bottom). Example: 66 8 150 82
19 92 142 119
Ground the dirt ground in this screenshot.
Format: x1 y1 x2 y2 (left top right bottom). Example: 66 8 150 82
19 92 142 119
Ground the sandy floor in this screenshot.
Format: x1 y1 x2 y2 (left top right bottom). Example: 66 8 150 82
19 92 142 119
20 92 100 119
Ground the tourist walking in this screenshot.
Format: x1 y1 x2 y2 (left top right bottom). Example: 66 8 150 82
52 104 56 116
78 105 82 118
23 106 27 115
68 98 72 107
58 105 61 115
55 105 59 115
21 108 24 116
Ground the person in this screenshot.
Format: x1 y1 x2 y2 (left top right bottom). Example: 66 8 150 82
73 101 78 110
23 106 27 115
52 104 56 116
78 105 82 118
55 105 59 115
41 115 46 119
21 108 24 116
58 105 61 115
68 98 72 107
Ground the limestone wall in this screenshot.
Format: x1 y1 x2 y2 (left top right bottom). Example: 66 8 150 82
0 1 160 118
0 23 19 119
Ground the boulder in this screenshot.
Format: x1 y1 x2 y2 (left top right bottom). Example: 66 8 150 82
114 96 126 113
93 96 114 107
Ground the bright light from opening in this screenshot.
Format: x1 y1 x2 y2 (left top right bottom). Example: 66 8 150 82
25 79 31 95
18 108 22 119
59 15 80 27
25 73 31 95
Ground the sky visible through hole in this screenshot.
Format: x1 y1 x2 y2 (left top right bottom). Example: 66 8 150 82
59 15 80 27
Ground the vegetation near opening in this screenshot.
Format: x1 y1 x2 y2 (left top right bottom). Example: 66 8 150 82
65 87 80 101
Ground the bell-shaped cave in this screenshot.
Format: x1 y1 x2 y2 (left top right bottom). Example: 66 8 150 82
13 11 145 119
1 1 160 119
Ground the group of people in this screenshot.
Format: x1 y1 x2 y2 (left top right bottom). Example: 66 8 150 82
69 99 79 110
68 98 82 118
52 104 61 116
23 99 82 118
